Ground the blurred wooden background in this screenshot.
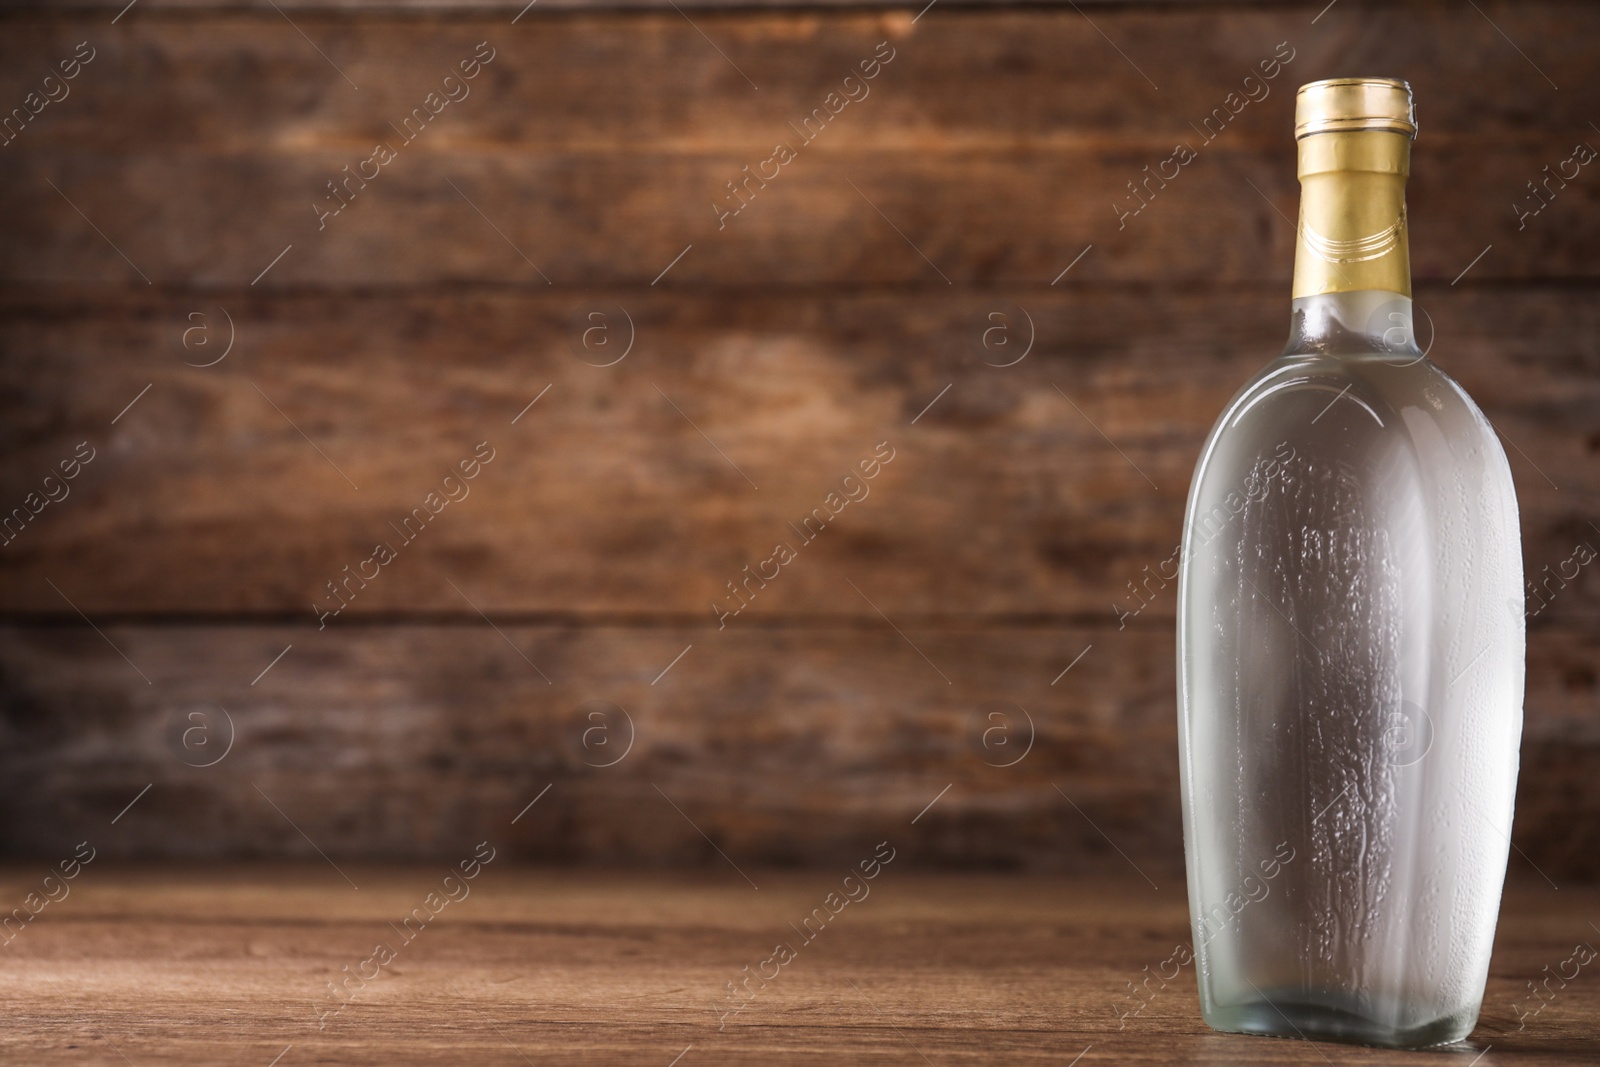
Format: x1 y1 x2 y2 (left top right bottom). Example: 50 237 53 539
0 0 1595 878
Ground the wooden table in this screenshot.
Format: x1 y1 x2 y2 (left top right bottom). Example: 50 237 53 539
1 866 1595 1065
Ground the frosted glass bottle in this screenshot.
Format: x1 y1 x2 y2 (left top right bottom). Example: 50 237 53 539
1176 80 1524 1049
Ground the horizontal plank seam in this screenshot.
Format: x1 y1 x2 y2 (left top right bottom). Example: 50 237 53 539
1 613 1594 631
4 278 1600 304
0 1 1399 22
0 611 1176 629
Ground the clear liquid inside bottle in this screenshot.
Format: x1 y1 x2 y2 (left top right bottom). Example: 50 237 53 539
1177 290 1525 1048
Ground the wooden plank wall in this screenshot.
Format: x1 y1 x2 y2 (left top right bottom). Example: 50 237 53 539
0 0 1596 877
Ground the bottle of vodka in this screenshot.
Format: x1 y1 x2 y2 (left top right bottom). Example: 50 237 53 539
1176 78 1524 1048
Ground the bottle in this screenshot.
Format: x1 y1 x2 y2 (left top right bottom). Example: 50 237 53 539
1176 79 1524 1049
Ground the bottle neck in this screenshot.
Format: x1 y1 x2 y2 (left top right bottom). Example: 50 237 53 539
1282 290 1423 358
1292 130 1412 300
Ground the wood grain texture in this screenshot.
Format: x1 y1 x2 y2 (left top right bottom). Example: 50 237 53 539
0 8 1597 287
0 866 1595 1065
5 5 1595 148
0 0 1306 11
1 0 1597 879
16 147 1599 288
0 287 1594 619
1 622 1596 877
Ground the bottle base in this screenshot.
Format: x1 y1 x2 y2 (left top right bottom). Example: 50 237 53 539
1202 993 1476 1050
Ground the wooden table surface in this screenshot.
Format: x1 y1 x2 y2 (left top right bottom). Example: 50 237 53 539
0 865 1595 1065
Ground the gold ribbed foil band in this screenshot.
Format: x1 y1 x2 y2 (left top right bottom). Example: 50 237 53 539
1295 78 1416 140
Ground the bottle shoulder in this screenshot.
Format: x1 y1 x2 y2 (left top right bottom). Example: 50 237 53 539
1203 351 1502 465
1185 348 1520 542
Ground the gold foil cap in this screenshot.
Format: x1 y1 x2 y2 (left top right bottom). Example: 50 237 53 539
1295 78 1416 140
